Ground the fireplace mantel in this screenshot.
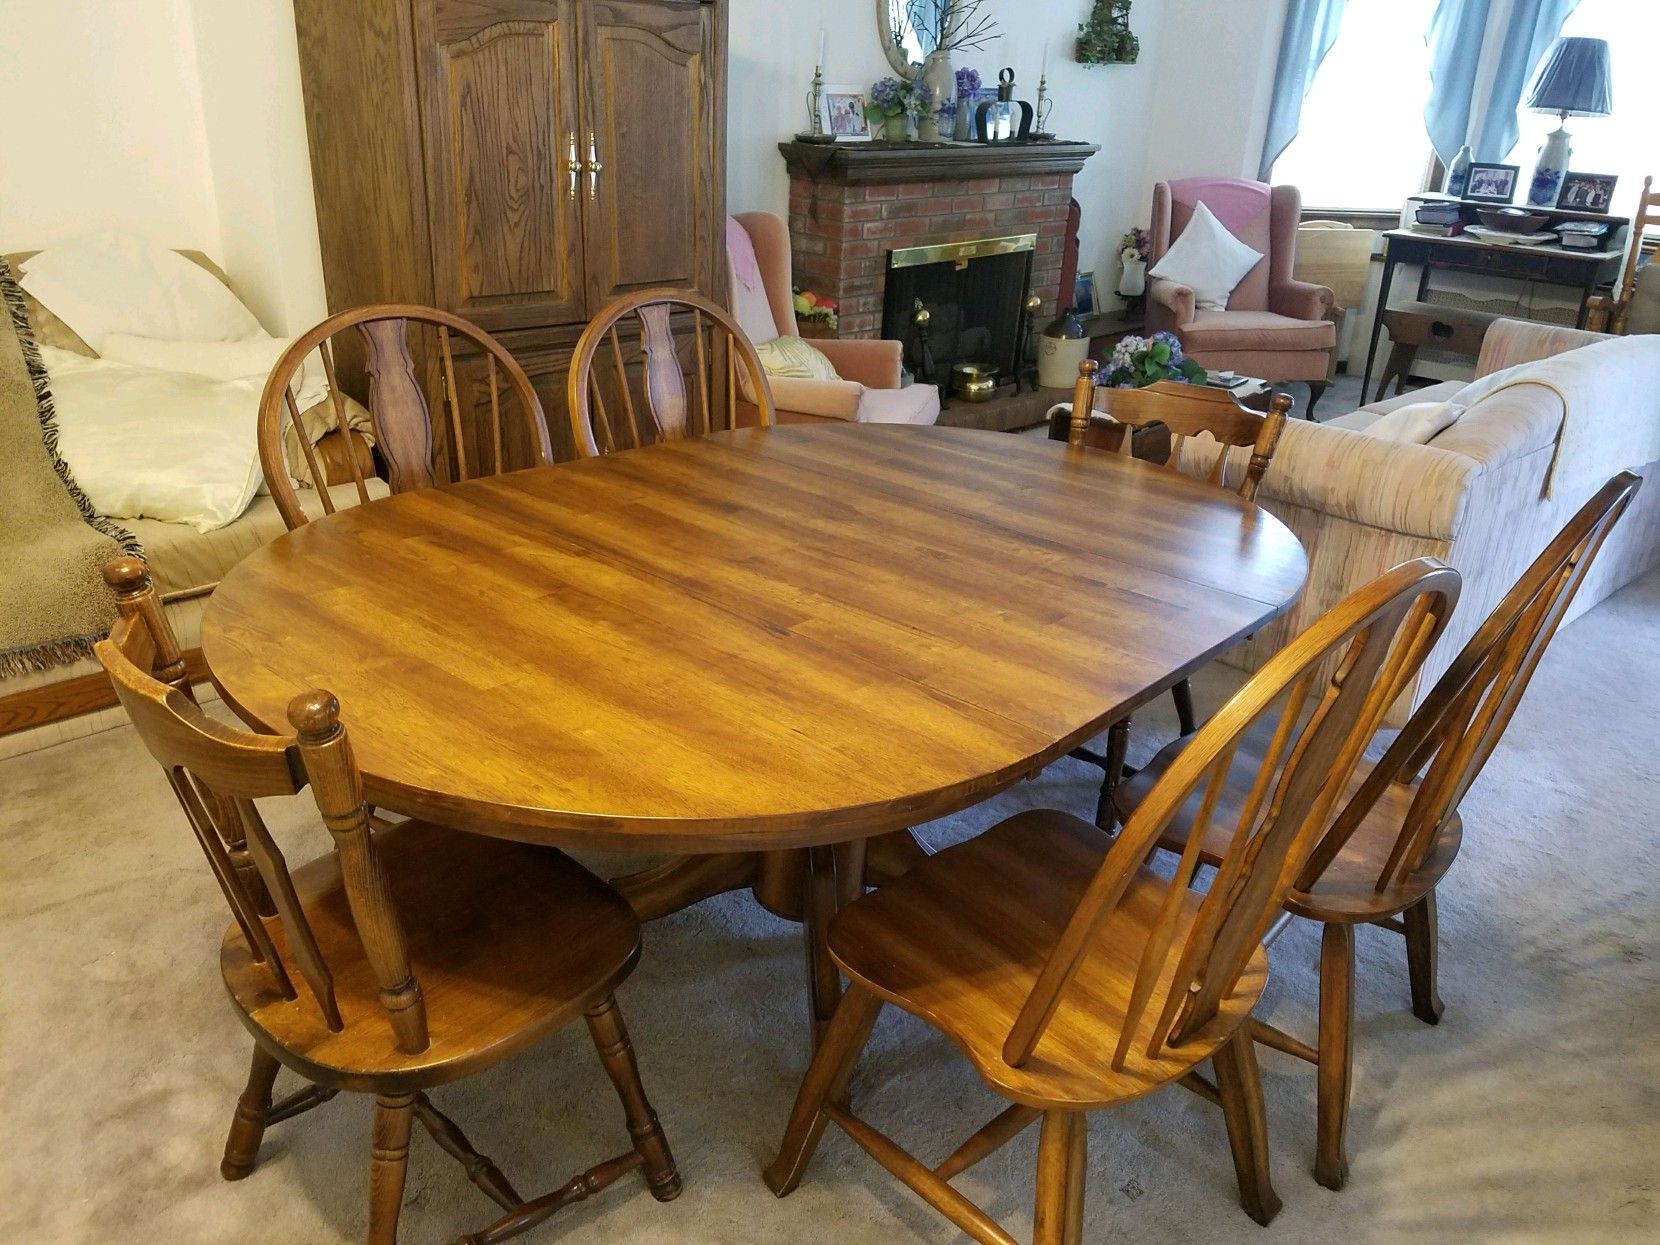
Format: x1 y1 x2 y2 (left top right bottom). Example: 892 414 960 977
779 139 1100 185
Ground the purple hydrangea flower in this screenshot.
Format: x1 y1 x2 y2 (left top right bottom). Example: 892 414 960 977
956 67 982 97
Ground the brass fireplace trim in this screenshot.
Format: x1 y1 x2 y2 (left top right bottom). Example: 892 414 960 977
888 233 1038 271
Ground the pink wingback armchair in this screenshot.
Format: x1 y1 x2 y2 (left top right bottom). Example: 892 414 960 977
1147 179 1336 417
726 213 940 425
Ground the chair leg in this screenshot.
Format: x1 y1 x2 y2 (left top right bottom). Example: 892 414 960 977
1402 890 1445 1025
1213 1029 1281 1226
763 985 883 1197
584 994 681 1202
1033 1110 1088 1245
1316 922 1356 1191
1094 718 1132 831
1171 678 1198 737
368 1092 415 1245
221 1043 281 1180
1305 380 1327 420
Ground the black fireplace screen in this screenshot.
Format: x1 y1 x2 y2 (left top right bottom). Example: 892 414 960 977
881 234 1036 389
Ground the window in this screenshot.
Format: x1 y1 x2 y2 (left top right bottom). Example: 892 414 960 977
1271 0 1440 209
1504 0 1657 224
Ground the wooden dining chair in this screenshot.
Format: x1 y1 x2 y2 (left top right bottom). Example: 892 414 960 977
1118 470 1642 1190
1586 175 1656 334
258 303 553 530
766 558 1460 1242
94 557 679 1244
1061 360 1293 828
567 287 775 457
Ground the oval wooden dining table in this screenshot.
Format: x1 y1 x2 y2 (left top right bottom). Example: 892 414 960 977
203 423 1307 1047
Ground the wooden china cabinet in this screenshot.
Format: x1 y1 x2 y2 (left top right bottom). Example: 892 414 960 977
293 0 728 464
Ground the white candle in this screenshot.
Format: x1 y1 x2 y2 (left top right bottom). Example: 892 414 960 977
816 27 826 71
1041 40 1050 78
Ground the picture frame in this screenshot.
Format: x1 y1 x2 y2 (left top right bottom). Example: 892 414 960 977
1465 163 1521 204
1556 171 1618 214
820 86 872 142
1074 271 1098 317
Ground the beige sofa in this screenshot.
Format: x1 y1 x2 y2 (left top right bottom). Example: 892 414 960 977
1196 319 1660 723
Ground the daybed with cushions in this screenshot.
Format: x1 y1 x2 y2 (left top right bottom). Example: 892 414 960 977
0 244 375 761
1185 318 1660 723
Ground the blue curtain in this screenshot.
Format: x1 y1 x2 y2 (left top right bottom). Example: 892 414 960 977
1257 0 1349 181
1424 0 1583 163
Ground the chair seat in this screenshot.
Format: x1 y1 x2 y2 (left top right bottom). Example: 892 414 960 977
1178 310 1337 354
855 383 941 425
828 809 1268 1110
221 820 640 1092
1118 717 1464 924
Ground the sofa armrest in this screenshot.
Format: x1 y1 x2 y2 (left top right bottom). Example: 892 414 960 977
1269 278 1334 322
1148 276 1195 328
767 374 865 421
812 337 903 388
1475 318 1611 376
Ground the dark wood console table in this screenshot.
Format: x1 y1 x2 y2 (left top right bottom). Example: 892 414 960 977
1362 225 1624 398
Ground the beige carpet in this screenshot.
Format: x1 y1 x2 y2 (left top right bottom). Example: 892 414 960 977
3 572 1658 1243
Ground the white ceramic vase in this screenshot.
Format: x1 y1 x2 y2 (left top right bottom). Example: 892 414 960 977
1118 259 1147 298
917 49 955 143
1529 126 1571 207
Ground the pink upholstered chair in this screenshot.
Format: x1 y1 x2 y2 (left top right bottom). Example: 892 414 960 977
726 213 940 426
1148 179 1336 418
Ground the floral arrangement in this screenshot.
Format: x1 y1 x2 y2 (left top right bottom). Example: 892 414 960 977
1104 331 1206 389
1077 0 1140 66
1119 226 1151 265
955 66 982 99
792 287 838 331
869 76 935 125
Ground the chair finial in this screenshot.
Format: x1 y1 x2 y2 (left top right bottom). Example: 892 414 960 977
288 690 342 742
103 556 150 598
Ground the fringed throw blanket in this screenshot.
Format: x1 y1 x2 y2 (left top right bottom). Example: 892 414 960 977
0 256 139 678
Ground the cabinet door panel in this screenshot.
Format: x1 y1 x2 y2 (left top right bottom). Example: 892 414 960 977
581 0 723 308
416 0 586 330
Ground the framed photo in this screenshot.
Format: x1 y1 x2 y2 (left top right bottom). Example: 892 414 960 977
820 86 871 142
1465 163 1520 204
1557 171 1618 213
1074 271 1098 316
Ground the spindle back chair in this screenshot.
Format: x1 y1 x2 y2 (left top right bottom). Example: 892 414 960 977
1587 175 1656 333
767 559 1460 1242
567 287 775 456
1065 362 1291 502
1121 471 1641 1191
94 558 680 1243
1062 360 1294 821
258 303 552 530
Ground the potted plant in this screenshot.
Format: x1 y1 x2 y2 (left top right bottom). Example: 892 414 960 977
1104 332 1206 388
868 76 934 142
1077 0 1140 66
1117 226 1150 298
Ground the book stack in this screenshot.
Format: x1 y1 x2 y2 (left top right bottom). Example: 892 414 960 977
1412 201 1465 237
1556 220 1613 252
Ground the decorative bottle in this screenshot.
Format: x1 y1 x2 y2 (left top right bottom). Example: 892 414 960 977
1444 145 1473 199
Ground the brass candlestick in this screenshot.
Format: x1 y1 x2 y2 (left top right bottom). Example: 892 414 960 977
798 66 831 142
1034 73 1055 140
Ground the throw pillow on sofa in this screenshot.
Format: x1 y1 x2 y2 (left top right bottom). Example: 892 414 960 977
755 335 840 381
1148 202 1264 311
1363 400 1466 444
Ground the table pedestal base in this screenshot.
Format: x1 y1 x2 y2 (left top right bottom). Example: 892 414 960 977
610 831 929 1048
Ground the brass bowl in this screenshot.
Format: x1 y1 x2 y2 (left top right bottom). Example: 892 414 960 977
952 363 998 402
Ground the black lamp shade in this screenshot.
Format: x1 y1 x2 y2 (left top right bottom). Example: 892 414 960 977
1526 37 1613 117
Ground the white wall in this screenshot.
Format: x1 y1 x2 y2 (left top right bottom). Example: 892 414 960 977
0 0 221 257
0 0 1291 332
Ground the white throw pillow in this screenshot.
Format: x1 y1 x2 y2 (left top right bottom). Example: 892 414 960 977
42 346 263 532
755 336 840 381
100 333 330 410
1148 203 1264 311
19 232 262 352
1363 400 1465 444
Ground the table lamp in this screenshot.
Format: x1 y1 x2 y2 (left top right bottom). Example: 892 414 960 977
1524 36 1613 207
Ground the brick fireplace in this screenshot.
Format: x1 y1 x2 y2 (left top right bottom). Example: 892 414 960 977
780 141 1099 341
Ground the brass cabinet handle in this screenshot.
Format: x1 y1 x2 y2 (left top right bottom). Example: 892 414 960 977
585 131 602 201
565 131 580 201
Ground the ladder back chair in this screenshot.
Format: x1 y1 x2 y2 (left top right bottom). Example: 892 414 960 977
1120 470 1642 1190
258 303 552 531
94 558 679 1244
567 287 775 457
1586 175 1656 334
1061 360 1293 827
766 558 1460 1244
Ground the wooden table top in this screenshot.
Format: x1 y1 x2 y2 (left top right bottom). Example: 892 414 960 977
203 425 1306 852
